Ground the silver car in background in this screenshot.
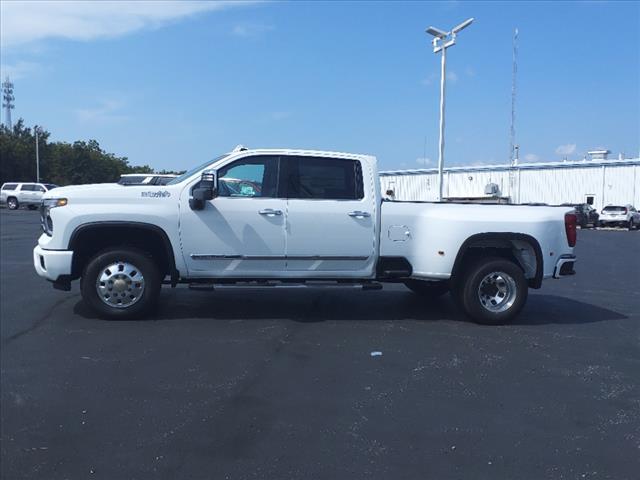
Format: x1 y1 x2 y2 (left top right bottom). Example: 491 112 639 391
598 205 640 230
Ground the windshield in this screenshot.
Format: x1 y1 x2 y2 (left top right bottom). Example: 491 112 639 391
167 154 230 185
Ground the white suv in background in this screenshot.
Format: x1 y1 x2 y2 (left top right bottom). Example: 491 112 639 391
599 205 640 230
1 182 59 210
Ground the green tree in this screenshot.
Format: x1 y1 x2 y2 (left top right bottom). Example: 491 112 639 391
0 119 155 185
0 120 50 183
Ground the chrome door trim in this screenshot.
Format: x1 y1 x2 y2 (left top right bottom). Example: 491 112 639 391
191 254 370 261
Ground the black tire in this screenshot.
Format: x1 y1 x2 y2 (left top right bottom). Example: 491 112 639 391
628 219 634 231
404 279 449 298
7 197 18 210
27 205 38 210
81 248 161 319
456 257 528 325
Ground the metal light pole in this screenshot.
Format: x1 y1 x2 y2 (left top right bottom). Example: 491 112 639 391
426 18 474 201
35 125 41 183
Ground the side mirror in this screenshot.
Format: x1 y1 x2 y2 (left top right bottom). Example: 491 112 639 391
189 170 218 210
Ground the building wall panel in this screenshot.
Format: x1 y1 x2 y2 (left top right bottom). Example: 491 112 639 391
380 161 640 210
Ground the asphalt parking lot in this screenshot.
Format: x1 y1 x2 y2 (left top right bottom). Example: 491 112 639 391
1 209 639 480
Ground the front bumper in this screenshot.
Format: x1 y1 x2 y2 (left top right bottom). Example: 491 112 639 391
33 245 73 282
553 255 576 279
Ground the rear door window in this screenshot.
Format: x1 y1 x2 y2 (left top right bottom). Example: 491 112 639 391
2 183 18 191
21 184 36 191
285 157 364 200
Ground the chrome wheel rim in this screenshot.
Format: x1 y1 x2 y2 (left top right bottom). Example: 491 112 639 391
8 199 17 208
96 261 145 308
477 271 517 313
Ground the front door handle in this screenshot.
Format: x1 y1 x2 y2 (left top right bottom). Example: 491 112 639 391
348 211 371 218
259 208 283 216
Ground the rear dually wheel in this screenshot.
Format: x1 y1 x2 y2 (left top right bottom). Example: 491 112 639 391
456 257 528 325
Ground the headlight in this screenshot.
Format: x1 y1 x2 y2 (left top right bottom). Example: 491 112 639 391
40 198 68 236
43 198 68 208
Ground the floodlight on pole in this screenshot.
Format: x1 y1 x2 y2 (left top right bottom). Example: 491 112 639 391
425 17 474 201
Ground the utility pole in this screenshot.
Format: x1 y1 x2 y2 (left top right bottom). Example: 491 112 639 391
426 18 474 201
35 125 41 183
2 76 15 129
510 28 518 166
509 28 519 203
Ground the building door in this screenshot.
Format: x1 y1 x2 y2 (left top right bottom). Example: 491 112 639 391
585 194 596 206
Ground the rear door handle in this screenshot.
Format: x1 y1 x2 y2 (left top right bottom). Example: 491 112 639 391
348 211 371 218
259 209 282 216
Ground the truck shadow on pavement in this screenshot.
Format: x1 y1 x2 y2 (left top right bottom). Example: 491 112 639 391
73 288 627 325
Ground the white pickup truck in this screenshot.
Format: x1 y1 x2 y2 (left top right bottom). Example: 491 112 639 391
33 148 577 324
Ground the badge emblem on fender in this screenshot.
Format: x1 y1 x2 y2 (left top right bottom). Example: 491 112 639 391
141 191 171 198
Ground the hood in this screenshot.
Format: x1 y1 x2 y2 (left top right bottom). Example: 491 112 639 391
44 183 119 198
43 182 179 203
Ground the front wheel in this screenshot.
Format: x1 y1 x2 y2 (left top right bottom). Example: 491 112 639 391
81 248 161 319
456 257 528 325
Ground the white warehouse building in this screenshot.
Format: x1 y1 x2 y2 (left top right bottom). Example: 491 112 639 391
380 152 640 211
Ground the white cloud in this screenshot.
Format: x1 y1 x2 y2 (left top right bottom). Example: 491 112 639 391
555 143 577 156
0 61 41 80
446 71 458 83
416 157 432 166
232 23 274 37
0 1 247 49
74 98 128 123
465 66 476 77
524 153 540 162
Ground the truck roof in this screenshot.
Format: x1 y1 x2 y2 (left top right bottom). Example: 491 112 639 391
228 148 375 162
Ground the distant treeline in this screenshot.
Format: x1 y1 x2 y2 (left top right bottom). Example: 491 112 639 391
0 120 180 186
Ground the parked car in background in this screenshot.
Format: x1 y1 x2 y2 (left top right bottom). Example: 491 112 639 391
598 205 640 230
564 203 599 228
1 182 59 210
118 174 177 186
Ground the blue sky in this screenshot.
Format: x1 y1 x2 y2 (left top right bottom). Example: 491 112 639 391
1 1 638 172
